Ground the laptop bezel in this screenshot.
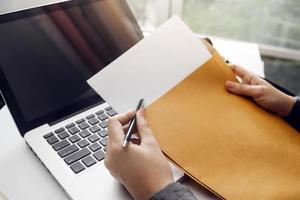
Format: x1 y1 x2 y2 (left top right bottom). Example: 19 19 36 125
0 0 143 136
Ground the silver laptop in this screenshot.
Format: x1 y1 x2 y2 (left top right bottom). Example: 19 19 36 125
0 0 183 199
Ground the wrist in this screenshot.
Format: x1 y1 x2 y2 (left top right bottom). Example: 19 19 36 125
278 95 296 117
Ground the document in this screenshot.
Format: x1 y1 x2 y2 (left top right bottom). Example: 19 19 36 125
88 16 211 113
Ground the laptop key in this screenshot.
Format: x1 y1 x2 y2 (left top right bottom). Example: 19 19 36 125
57 131 70 139
98 129 108 138
43 132 54 139
58 144 79 158
104 106 112 111
82 156 96 167
93 150 105 161
79 130 91 138
47 136 59 145
88 117 99 125
76 118 85 124
77 139 90 148
69 134 81 143
78 121 90 130
95 110 104 115
53 139 70 151
89 125 101 133
99 120 108 128
97 113 108 121
86 114 95 119
70 162 85 174
54 127 65 134
68 126 80 135
88 134 100 143
107 109 117 117
100 138 108 146
65 123 75 129
89 142 101 152
64 148 91 165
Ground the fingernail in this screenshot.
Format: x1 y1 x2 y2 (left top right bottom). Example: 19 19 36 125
226 81 235 89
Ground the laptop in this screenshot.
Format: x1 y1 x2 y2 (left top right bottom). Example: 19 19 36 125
0 0 184 199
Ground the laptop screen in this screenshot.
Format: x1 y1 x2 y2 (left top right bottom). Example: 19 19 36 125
0 0 143 136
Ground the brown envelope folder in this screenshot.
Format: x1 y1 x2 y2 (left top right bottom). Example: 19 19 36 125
146 49 300 200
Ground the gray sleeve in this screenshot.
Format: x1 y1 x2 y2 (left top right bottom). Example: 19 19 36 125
149 182 198 200
284 96 300 132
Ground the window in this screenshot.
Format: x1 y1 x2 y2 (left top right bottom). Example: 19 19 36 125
127 0 300 95
128 0 300 50
182 0 300 51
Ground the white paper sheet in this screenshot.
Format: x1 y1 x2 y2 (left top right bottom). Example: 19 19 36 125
88 16 211 113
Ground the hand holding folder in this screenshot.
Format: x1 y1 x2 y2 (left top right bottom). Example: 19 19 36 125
146 46 300 200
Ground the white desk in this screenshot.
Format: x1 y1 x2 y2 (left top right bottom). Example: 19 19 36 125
0 1 264 199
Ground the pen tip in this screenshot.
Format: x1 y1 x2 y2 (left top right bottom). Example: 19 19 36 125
122 140 127 148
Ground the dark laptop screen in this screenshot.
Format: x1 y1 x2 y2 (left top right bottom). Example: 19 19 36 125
0 0 143 135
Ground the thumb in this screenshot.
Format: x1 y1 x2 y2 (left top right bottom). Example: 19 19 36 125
226 81 263 98
136 109 155 143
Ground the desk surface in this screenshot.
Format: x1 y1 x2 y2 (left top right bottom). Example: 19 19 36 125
0 1 264 199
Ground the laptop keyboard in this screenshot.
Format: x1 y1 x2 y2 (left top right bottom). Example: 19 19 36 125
43 106 117 174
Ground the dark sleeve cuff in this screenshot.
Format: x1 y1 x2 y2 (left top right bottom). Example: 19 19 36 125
149 182 198 200
284 96 300 132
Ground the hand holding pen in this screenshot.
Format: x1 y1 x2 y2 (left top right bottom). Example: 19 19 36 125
105 101 174 200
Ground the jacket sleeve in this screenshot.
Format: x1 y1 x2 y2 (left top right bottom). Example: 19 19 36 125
284 96 300 132
149 182 198 200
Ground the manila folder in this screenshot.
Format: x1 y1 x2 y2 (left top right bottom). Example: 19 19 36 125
146 51 300 200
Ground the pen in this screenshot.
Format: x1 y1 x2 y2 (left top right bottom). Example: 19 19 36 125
122 98 145 148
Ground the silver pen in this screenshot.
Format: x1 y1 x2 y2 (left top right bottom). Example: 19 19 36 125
122 98 145 148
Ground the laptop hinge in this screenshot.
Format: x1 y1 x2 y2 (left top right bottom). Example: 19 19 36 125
49 101 102 126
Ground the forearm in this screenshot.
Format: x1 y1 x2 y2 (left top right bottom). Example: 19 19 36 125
149 182 198 200
284 96 300 132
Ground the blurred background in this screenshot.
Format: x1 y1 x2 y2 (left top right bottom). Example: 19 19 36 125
0 0 299 110
127 0 300 95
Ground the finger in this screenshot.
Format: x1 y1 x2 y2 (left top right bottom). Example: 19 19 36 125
115 110 136 126
123 124 130 134
204 37 213 46
230 64 251 81
202 38 215 54
107 117 124 145
136 109 156 143
229 64 264 85
226 81 263 97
